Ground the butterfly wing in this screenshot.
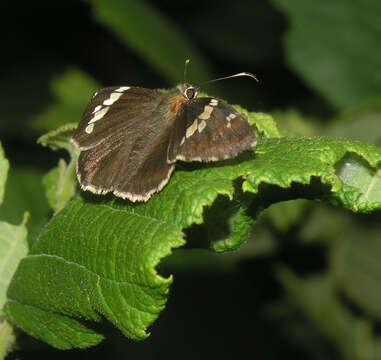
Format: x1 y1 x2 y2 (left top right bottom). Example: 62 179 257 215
72 86 161 150
174 97 256 162
72 88 256 202
72 86 175 201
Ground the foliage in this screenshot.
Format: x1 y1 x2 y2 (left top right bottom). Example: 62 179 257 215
91 0 212 85
0 144 28 359
272 0 381 110
2 111 381 349
1 0 381 359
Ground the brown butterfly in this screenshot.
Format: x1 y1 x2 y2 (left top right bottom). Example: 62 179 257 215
71 66 257 202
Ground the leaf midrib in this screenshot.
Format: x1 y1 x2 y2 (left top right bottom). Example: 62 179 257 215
14 253 163 290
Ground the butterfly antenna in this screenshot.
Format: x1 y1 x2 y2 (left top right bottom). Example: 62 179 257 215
184 59 190 83
202 72 259 85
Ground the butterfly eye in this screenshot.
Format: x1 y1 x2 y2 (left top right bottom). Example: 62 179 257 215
185 87 196 100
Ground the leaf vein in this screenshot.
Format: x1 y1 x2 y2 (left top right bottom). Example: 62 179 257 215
24 253 160 290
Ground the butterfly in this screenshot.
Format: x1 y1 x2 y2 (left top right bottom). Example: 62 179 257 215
71 71 257 202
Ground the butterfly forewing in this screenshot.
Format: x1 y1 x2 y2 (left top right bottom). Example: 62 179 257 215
176 97 256 162
72 86 162 150
72 86 178 201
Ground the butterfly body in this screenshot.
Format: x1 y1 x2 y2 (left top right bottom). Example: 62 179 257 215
72 84 256 202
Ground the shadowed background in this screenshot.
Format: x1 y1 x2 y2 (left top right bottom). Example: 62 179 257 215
2 0 381 359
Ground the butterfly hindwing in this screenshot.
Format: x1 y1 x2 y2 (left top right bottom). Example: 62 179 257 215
77 123 174 201
176 97 256 162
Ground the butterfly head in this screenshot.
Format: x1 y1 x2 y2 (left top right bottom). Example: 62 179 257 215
177 83 198 100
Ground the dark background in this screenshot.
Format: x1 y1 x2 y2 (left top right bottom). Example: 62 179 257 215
2 0 381 359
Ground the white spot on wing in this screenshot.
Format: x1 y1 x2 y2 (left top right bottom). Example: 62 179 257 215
115 86 131 92
225 113 237 128
92 105 102 114
227 113 236 121
103 91 123 106
210 99 218 106
176 154 219 162
85 123 94 134
186 119 198 138
88 106 109 124
198 105 214 120
198 120 207 133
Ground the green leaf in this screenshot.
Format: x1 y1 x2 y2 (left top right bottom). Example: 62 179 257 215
42 159 77 214
277 267 381 360
181 2 282 65
38 123 78 212
335 154 381 212
37 123 77 155
0 146 29 315
0 146 29 313
0 168 50 247
246 111 280 139
271 109 322 137
328 96 381 147
0 213 28 310
0 147 28 358
5 196 185 348
90 0 211 84
0 143 9 206
213 205 254 252
5 108 381 349
32 69 99 132
272 0 381 109
331 224 381 321
0 319 15 360
263 199 310 233
298 203 350 244
243 137 381 212
204 196 255 253
38 124 78 213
